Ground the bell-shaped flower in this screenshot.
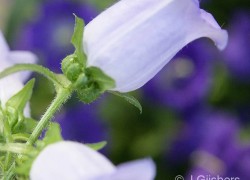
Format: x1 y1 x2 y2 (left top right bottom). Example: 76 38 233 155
0 31 37 115
84 0 228 92
30 141 156 180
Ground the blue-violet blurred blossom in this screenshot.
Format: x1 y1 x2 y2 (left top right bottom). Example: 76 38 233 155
57 103 107 143
168 109 239 165
143 40 216 111
84 0 228 92
223 12 250 80
30 141 156 180
184 111 250 179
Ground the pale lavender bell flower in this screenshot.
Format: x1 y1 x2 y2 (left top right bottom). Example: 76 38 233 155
83 0 228 92
30 141 156 180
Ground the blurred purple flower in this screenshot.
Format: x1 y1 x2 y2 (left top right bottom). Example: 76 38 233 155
14 0 97 72
188 145 250 180
179 109 250 180
143 40 216 111
227 146 250 179
168 109 239 165
53 82 107 143
57 102 107 143
223 12 250 80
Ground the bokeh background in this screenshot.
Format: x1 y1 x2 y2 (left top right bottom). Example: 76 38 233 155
1 0 250 179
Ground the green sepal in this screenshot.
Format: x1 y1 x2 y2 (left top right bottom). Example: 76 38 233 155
6 79 35 115
77 67 115 104
61 15 116 104
109 91 142 113
87 67 115 92
77 84 101 104
71 14 86 67
86 141 107 151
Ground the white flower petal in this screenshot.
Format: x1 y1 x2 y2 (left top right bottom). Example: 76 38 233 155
84 0 228 92
98 158 156 180
0 31 9 60
199 9 228 50
83 0 163 55
9 51 38 81
30 141 116 180
0 72 31 116
0 77 24 106
0 31 36 116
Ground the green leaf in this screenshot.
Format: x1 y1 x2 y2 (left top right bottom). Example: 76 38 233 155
13 118 38 134
43 123 63 145
87 67 115 92
86 141 107 150
71 14 86 67
110 91 142 113
6 79 35 113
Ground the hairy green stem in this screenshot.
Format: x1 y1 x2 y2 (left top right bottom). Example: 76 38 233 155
27 88 72 145
4 87 72 179
0 64 73 179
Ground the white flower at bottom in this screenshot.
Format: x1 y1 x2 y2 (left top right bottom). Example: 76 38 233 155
0 31 37 116
30 141 156 180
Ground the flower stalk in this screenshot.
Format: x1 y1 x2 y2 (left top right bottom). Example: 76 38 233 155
27 87 72 145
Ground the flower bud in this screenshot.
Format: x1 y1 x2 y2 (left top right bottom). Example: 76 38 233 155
83 0 228 92
61 54 82 82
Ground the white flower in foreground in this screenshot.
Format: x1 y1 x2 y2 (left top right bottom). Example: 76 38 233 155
0 31 37 115
84 0 228 92
30 141 156 180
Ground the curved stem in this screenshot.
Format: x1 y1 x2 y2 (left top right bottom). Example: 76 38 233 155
27 88 72 145
0 64 63 87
